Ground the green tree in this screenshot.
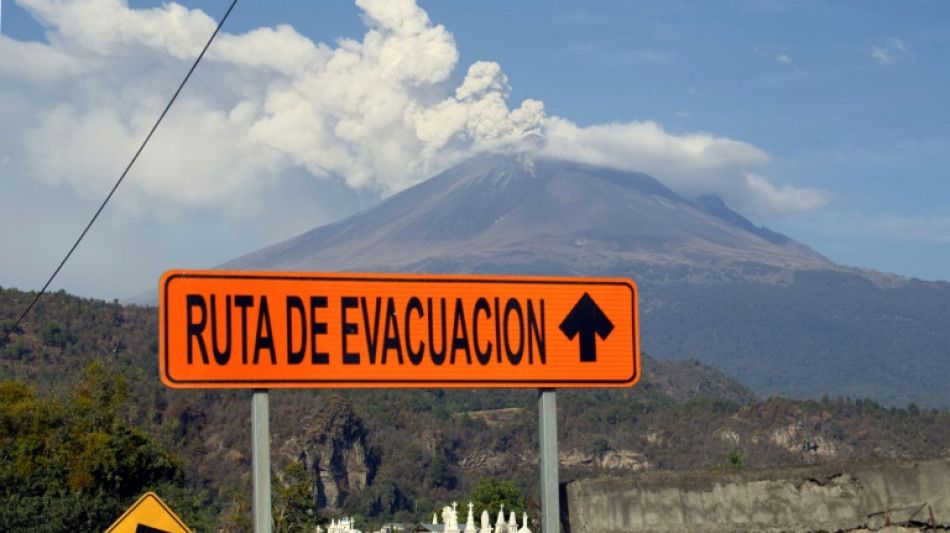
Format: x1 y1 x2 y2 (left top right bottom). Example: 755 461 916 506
221 485 253 533
0 363 212 532
467 477 525 522
40 322 75 349
273 462 323 532
424 449 456 489
718 447 745 470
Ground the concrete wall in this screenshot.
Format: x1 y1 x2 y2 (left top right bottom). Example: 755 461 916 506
562 457 950 533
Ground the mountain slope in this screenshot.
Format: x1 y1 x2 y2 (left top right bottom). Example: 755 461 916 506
222 155 828 275
220 154 950 408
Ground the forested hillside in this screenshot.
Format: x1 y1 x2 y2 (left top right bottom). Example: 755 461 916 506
2 287 948 531
641 269 950 407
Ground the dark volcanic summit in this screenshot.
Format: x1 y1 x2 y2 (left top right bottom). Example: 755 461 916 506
222 154 828 276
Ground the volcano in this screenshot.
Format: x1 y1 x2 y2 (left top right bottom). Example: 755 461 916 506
220 154 950 408
222 154 829 276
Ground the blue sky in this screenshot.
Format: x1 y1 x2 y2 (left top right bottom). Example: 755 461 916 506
1 0 948 299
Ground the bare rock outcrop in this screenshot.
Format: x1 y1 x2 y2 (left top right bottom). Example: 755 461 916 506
299 394 375 510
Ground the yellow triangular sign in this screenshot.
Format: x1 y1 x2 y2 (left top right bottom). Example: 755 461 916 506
103 492 191 533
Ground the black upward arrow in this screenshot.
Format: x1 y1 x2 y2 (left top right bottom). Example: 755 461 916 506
559 292 614 362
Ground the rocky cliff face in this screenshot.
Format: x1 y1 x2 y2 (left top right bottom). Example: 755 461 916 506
273 394 376 510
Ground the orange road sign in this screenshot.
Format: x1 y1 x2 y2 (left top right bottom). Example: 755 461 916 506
104 492 191 533
160 271 639 389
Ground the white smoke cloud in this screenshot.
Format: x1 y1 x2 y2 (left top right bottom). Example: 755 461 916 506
538 118 826 215
3 0 822 221
5 0 555 215
18 0 216 58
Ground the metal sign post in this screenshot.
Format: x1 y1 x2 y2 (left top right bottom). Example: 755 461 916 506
252 390 272 533
539 389 560 533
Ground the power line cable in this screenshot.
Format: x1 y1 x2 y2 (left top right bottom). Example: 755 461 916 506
1 0 239 346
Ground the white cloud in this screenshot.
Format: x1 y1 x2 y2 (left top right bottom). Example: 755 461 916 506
754 46 801 72
3 0 823 232
871 37 915 64
538 118 824 215
0 36 86 82
4 0 547 215
742 173 826 216
18 0 216 58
